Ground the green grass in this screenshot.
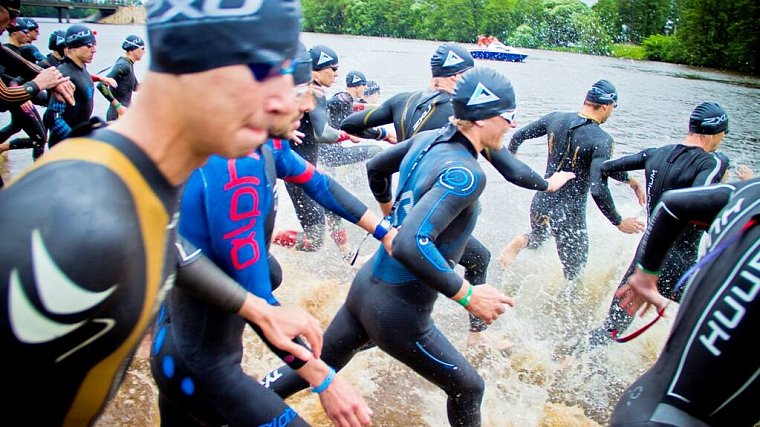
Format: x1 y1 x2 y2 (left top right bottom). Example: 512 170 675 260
609 43 647 60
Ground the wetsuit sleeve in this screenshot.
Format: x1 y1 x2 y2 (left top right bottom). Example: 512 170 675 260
341 93 405 140
48 97 72 140
275 139 367 223
637 183 735 273
366 139 414 203
692 152 729 186
96 62 126 104
508 114 549 154
589 137 623 225
482 146 549 191
0 45 42 82
600 150 647 178
391 163 487 297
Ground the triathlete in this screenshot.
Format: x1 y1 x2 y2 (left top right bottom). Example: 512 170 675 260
96 35 144 121
38 30 66 68
151 43 378 427
586 102 731 346
340 43 573 344
500 79 645 281
18 17 45 64
610 177 760 426
362 79 381 104
0 2 326 425
263 68 517 427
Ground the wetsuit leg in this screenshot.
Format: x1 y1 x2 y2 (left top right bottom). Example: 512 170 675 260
284 182 326 250
8 107 47 160
551 207 588 281
0 108 23 142
319 144 382 168
460 236 491 332
525 193 551 250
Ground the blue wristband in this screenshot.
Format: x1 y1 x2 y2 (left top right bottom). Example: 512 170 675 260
311 367 336 394
372 217 392 240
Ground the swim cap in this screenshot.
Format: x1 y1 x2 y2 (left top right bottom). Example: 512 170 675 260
364 80 380 96
452 68 516 121
430 43 474 78
48 30 66 53
689 102 729 135
293 42 312 85
146 0 301 74
585 79 618 105
24 17 39 31
309 44 338 71
0 0 20 18
65 24 96 48
122 34 145 51
7 17 29 33
346 70 366 87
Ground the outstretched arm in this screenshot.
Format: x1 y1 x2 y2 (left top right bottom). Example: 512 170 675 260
508 114 550 154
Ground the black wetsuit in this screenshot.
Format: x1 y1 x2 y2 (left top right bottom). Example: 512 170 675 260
96 56 138 121
38 53 63 69
508 111 627 280
322 90 381 167
610 178 760 426
588 144 729 346
47 57 95 147
20 44 45 64
0 43 47 160
265 124 493 427
342 87 550 332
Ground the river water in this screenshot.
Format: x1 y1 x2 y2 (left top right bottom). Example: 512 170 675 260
3 21 760 427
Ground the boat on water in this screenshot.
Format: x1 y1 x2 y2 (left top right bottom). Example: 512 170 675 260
470 41 528 63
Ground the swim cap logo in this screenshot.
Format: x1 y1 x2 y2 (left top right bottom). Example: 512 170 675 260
148 0 264 24
702 114 728 126
352 75 363 84
466 82 500 106
56 36 66 45
443 50 465 67
66 29 92 43
317 51 335 66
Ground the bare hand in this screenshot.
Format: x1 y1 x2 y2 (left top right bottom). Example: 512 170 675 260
349 134 362 144
53 81 76 105
465 284 514 324
319 375 373 427
32 67 69 91
116 105 128 117
100 76 118 88
380 227 397 256
20 100 35 114
735 165 754 181
241 295 323 361
629 178 646 206
615 268 669 317
291 129 305 145
378 201 393 217
545 171 575 192
617 217 645 234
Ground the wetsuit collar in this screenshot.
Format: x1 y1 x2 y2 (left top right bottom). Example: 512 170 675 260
63 56 85 70
439 123 478 158
577 112 600 125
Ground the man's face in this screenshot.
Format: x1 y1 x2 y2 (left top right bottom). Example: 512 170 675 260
28 28 38 41
11 29 28 43
269 83 315 138
481 114 516 150
71 43 96 63
364 92 380 104
315 65 338 87
131 46 146 61
191 62 297 158
0 7 14 35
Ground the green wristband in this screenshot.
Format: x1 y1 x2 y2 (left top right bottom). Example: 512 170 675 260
636 262 661 276
457 284 473 307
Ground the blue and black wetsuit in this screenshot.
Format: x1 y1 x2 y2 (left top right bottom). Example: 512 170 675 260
610 178 760 426
0 43 47 160
46 57 95 147
19 44 45 64
342 87 550 332
96 56 138 121
588 144 729 346
151 138 370 427
509 111 627 280
264 124 491 426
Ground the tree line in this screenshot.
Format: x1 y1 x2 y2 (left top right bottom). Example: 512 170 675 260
301 0 759 75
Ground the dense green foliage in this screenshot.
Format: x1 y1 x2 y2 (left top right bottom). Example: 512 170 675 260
21 5 97 19
301 0 759 75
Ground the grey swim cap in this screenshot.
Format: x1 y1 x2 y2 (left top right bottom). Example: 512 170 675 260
689 102 729 135
430 43 474 78
452 68 516 121
146 0 301 74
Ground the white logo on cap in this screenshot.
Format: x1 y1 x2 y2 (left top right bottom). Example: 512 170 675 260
317 51 335 66
352 75 363 84
702 114 728 126
443 50 465 67
466 82 500 106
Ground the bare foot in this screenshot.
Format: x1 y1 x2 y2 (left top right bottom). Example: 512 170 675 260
467 331 516 353
499 235 528 267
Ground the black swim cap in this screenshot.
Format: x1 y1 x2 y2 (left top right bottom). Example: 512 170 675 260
452 68 516 121
65 24 96 48
48 30 66 53
689 102 729 135
364 80 380 96
346 70 366 87
585 79 618 105
430 43 474 78
24 17 38 30
0 0 20 18
309 44 338 71
293 42 312 85
7 17 28 33
122 34 145 51
146 0 301 74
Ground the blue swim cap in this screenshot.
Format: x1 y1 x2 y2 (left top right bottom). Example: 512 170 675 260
146 0 301 74
689 102 729 135
65 24 96 48
293 42 312 85
48 30 66 53
346 70 366 87
309 44 338 71
452 68 516 121
7 17 29 33
24 17 39 30
430 43 474 78
364 80 380 96
122 34 145 51
585 79 618 105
